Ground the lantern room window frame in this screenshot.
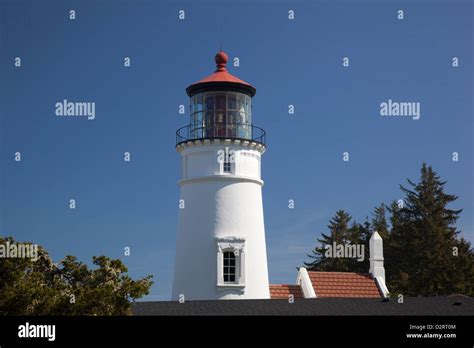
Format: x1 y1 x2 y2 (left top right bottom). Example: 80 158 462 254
189 91 252 140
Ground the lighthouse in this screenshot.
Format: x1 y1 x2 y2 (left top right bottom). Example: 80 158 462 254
172 51 270 300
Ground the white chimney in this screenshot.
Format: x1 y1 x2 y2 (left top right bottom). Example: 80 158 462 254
369 231 389 297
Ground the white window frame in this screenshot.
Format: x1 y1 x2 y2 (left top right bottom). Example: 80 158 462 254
216 237 245 289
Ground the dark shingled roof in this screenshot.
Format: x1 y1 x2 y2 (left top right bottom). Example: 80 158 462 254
133 295 474 316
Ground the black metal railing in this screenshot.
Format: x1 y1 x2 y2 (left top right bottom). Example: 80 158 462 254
176 123 266 146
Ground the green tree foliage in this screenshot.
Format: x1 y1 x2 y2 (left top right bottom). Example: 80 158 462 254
305 210 354 271
304 163 474 296
347 220 371 273
388 163 473 296
0 237 153 315
304 210 370 273
371 203 389 240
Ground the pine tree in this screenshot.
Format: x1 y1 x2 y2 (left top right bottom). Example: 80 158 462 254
305 210 353 271
371 203 389 240
451 237 474 295
346 220 371 273
386 200 411 293
388 163 473 296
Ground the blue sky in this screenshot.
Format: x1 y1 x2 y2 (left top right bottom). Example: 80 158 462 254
0 0 472 301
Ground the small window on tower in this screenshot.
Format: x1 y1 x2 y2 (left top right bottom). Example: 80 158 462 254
216 237 245 288
223 251 236 283
223 150 231 173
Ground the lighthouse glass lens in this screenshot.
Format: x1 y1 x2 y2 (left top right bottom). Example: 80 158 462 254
237 94 245 115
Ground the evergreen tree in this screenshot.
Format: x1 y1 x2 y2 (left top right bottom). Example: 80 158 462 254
371 203 389 240
451 237 474 295
386 200 411 293
305 210 353 271
388 163 473 296
346 220 371 273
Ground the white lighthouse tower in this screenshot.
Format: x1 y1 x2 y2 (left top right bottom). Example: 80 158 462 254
172 51 270 300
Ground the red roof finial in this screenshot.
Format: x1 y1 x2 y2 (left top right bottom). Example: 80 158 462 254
186 50 256 97
215 51 228 72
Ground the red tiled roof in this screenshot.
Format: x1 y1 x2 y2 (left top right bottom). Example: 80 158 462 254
308 271 382 298
269 284 304 300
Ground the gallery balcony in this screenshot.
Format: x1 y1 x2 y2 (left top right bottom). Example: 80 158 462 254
176 123 266 147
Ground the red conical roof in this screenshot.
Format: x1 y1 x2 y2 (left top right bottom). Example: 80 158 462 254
186 51 256 97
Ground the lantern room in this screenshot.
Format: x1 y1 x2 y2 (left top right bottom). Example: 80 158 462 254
176 51 265 146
